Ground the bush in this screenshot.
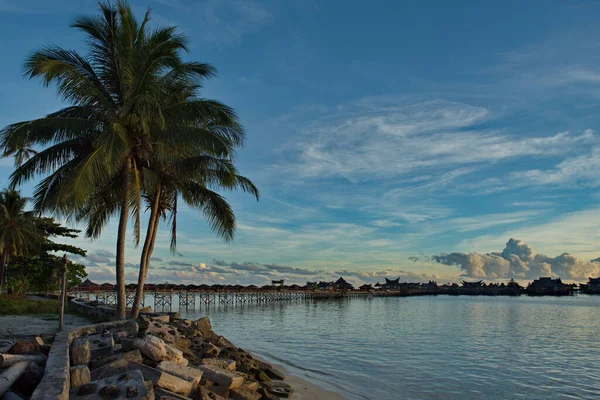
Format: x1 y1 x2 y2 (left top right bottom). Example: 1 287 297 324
0 296 60 314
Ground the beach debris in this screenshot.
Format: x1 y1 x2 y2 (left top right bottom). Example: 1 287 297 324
69 369 151 400
153 386 191 400
0 361 29 397
199 386 227 400
199 358 236 372
7 341 38 355
92 349 143 370
0 354 46 368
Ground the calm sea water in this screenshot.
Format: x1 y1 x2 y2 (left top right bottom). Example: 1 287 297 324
166 295 600 400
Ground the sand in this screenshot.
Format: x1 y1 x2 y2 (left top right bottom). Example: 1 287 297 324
249 351 348 400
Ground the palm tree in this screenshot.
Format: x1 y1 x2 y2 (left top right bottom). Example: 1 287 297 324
129 158 258 318
0 190 42 293
0 1 246 318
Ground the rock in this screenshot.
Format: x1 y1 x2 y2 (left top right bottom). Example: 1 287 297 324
230 387 261 400
90 354 135 381
191 339 220 358
255 371 271 383
8 341 38 355
139 306 152 313
198 365 243 388
206 386 229 398
88 333 115 360
70 365 91 388
71 337 91 366
262 381 292 398
154 387 192 400
192 317 216 339
242 381 259 391
127 361 193 396
214 336 236 349
198 387 227 400
133 335 187 365
200 358 236 372
146 321 182 344
69 369 151 400
120 339 136 351
113 331 131 342
169 320 200 339
92 349 143 370
152 315 171 323
156 361 203 388
263 366 286 381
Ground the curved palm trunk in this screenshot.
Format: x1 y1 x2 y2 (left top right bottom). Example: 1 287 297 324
131 185 161 319
115 159 131 320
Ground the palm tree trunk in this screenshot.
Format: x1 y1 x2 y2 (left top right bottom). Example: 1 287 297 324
0 252 7 294
131 185 161 319
115 159 131 320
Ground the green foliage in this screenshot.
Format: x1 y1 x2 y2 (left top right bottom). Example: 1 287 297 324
0 296 60 314
5 254 87 294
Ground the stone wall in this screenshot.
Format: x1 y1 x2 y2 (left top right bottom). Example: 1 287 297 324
30 320 138 400
70 299 123 322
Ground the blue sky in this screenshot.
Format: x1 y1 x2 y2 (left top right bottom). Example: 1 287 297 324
2 0 600 284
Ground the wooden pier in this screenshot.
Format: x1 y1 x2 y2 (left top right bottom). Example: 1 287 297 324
68 288 402 310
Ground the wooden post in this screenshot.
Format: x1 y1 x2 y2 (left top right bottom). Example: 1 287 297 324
58 254 68 331
0 361 28 396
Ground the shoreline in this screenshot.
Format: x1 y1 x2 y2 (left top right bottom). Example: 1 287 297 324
249 351 348 400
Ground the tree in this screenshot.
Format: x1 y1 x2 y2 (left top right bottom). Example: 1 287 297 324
0 190 42 292
0 1 246 319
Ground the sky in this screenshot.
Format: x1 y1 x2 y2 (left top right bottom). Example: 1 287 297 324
2 0 600 285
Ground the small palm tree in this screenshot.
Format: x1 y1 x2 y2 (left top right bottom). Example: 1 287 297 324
0 190 42 292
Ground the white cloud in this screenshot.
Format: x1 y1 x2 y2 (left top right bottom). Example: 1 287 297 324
275 99 597 184
433 238 600 281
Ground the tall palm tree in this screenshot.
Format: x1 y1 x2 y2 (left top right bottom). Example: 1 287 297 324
129 158 258 318
0 190 42 293
0 1 245 318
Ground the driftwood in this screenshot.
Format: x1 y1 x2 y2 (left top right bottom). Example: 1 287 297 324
0 361 28 396
0 354 47 368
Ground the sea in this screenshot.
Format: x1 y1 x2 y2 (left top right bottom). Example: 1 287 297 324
166 295 600 400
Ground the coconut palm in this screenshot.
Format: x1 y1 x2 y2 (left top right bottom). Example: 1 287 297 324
129 158 258 318
0 1 246 318
0 190 42 292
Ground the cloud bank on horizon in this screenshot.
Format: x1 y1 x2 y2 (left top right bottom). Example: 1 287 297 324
432 238 600 281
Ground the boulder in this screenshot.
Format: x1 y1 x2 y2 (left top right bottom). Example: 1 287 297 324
242 381 259 391
154 387 192 400
133 335 187 365
87 333 115 360
192 317 216 339
127 361 193 396
69 369 151 400
156 361 203 388
90 355 132 381
191 339 220 358
200 358 236 372
70 366 91 388
262 380 292 398
7 341 38 355
230 387 261 400
206 386 229 398
198 387 227 400
198 365 243 388
91 349 142 370
214 336 236 349
71 338 91 366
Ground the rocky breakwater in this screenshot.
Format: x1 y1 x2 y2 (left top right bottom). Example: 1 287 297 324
69 315 292 400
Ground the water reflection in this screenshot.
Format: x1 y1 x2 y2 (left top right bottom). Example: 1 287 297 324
162 295 600 400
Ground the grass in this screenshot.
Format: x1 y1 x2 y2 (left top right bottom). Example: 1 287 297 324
0 296 61 314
